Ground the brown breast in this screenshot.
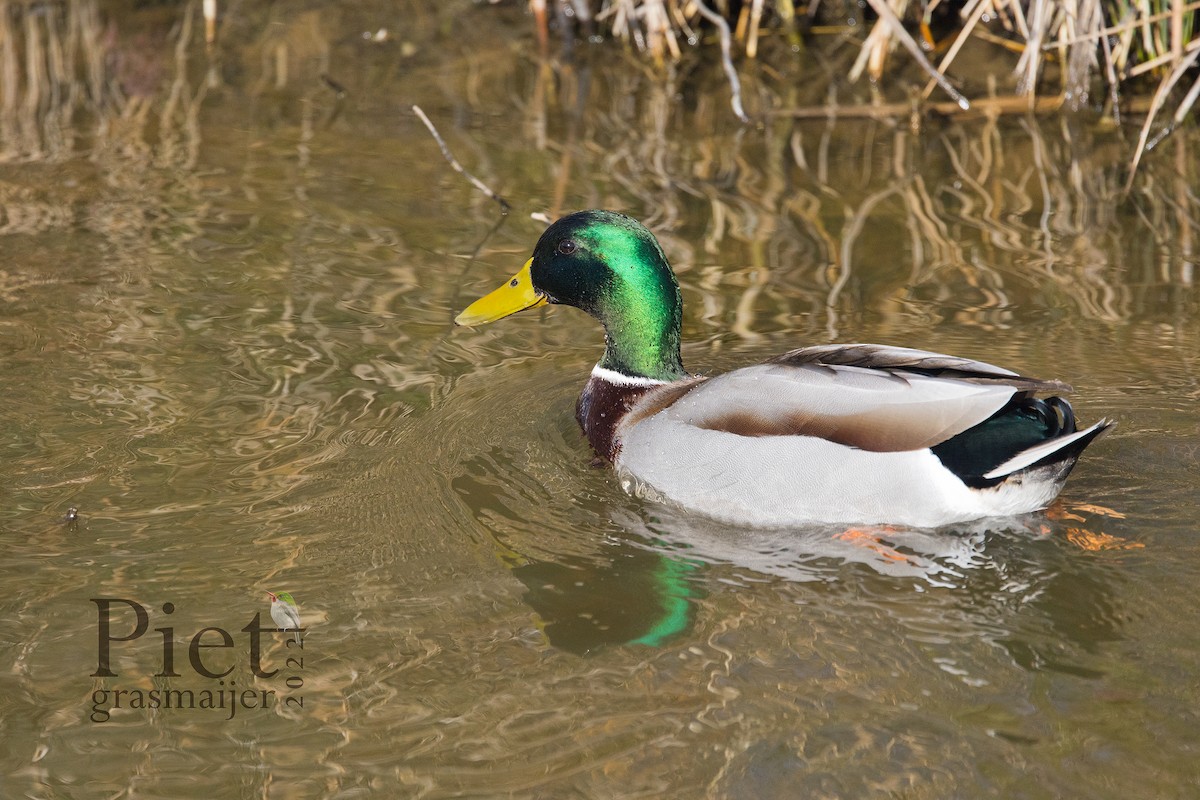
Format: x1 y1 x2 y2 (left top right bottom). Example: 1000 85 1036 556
575 373 706 462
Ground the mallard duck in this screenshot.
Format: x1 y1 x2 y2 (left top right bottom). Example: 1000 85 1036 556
455 210 1112 528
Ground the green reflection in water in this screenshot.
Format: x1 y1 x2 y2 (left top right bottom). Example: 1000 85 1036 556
627 554 696 647
509 545 698 655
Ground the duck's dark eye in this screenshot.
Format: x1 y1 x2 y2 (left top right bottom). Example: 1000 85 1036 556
556 239 577 256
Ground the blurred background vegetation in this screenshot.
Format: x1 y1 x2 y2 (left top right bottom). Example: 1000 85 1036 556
0 0 1194 328
526 0 1198 175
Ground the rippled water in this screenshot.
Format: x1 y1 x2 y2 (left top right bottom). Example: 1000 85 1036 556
2 1 1198 797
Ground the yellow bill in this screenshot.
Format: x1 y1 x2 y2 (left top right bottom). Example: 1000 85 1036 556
455 259 548 326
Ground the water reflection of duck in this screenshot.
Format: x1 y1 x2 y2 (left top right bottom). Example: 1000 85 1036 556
507 545 697 656
456 210 1112 529
452 449 699 654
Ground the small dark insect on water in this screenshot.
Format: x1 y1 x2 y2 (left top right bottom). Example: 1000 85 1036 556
63 507 79 531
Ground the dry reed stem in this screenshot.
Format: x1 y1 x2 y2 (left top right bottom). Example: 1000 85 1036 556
1049 1 1200 48
920 0 993 100
850 0 910 83
746 0 765 59
545 0 1198 165
1067 0 1102 107
1126 47 1200 191
1129 34 1200 75
411 104 511 213
692 0 750 122
860 0 971 109
1173 70 1200 125
203 0 217 47
1173 0 1185 60
1015 0 1048 94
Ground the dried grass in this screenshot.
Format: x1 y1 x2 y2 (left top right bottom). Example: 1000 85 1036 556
532 0 1199 182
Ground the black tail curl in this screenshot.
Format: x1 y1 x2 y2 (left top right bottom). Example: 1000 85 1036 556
1022 395 1077 437
931 393 1083 487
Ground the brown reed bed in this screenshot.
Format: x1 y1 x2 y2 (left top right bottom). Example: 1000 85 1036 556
528 0 1199 183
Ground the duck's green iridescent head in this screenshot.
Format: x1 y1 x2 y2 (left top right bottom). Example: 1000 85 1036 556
456 210 686 382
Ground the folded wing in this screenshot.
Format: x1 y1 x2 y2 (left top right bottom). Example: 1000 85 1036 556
771 343 1071 391
655 344 1064 453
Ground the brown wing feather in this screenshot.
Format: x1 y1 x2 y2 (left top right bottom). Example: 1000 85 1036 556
692 403 986 451
641 363 1023 453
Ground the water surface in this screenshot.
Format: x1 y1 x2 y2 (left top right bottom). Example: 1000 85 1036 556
2 2 1198 797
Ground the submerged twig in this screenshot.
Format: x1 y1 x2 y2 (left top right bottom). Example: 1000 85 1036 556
771 93 1062 120
692 0 750 123
412 104 510 214
859 0 971 110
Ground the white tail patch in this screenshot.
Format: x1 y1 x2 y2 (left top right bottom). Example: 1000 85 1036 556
981 420 1112 480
